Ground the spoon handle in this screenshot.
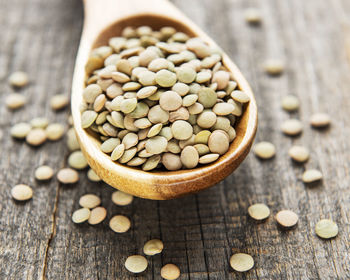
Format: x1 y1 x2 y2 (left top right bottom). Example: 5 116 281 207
82 0 183 41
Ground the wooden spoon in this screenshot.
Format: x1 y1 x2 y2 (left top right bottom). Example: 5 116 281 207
71 0 258 200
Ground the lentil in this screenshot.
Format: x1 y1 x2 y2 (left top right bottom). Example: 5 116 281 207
6 93 26 109
143 239 164 256
288 145 309 163
310 113 331 128
125 255 148 273
79 194 101 209
8 71 29 87
302 169 323 183
11 184 33 201
57 168 79 184
315 219 338 239
111 190 133 206
230 253 254 272
72 208 90 223
50 94 69 110
248 203 270 220
161 264 181 280
35 165 54 181
109 215 131 233
88 207 107 225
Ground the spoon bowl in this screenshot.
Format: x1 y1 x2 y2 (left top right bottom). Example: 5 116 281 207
71 0 258 200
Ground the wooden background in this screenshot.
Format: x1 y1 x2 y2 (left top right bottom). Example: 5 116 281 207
0 0 349 279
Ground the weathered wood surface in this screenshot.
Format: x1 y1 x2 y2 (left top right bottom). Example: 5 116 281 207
0 0 349 279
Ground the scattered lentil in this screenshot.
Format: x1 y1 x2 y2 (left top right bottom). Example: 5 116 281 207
244 8 262 25
6 93 27 109
281 95 299 112
302 169 323 183
8 71 29 87
72 208 90 223
79 194 101 209
109 215 131 233
230 253 254 272
315 219 338 239
46 123 65 141
57 168 79 184
288 145 309 163
11 122 31 139
248 203 270 220
35 165 54 181
125 255 148 273
275 210 299 228
111 190 133 206
50 94 69 110
310 113 331 128
88 207 107 225
30 117 49 129
161 264 181 280
68 151 88 169
11 184 33 201
264 59 284 76
26 128 47 146
87 168 101 182
143 239 164 256
281 119 303 136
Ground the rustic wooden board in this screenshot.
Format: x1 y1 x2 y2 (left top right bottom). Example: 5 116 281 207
0 0 349 279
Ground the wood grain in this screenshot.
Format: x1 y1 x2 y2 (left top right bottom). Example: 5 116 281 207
0 0 349 279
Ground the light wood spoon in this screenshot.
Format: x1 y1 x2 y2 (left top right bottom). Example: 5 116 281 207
71 0 258 200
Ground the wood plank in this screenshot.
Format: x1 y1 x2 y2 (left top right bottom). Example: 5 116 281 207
0 0 349 279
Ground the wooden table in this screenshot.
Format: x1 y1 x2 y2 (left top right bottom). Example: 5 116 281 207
0 0 349 279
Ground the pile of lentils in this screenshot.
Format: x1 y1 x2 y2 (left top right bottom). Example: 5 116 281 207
80 25 250 171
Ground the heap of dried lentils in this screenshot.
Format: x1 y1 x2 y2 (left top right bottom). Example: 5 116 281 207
80 25 250 171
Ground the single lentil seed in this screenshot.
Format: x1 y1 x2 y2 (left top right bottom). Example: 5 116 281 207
253 141 275 159
57 168 79 184
315 219 338 239
79 194 101 209
143 239 164 256
161 264 181 280
230 253 254 272
11 184 33 201
281 119 303 136
109 215 131 233
8 71 29 87
275 210 299 228
11 122 31 139
88 207 107 225
248 203 270 220
198 153 219 164
68 151 88 170
6 93 27 109
26 128 47 146
244 8 262 25
111 190 134 206
302 169 323 183
125 255 148 273
264 59 284 75
50 94 69 110
288 145 309 163
35 165 54 181
87 168 101 182
72 208 90 223
310 113 331 128
281 95 299 112
30 117 49 129
46 123 65 141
